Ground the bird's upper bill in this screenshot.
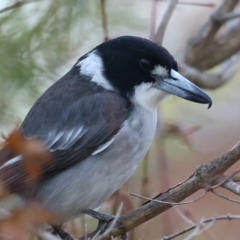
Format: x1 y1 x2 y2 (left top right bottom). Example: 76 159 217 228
76 36 212 109
152 67 212 108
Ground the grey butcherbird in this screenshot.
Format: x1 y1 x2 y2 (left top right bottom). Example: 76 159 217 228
0 36 212 238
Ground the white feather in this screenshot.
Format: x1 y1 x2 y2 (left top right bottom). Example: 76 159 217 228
91 137 115 156
58 126 86 149
0 155 22 169
151 65 169 77
133 82 168 110
77 51 114 90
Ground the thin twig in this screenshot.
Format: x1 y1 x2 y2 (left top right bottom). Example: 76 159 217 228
94 202 123 240
173 207 195 225
212 12 240 22
0 0 41 14
212 190 240 204
210 168 240 189
130 191 206 205
222 181 240 196
139 153 150 206
177 1 215 8
183 219 215 240
178 63 226 89
155 0 178 45
189 0 239 45
149 0 158 41
162 214 240 240
36 230 60 240
84 223 87 240
232 175 240 182
91 230 101 240
100 0 109 42
156 118 173 236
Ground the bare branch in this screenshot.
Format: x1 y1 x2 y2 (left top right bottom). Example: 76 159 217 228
212 190 240 204
232 175 240 182
212 12 240 22
187 0 239 46
100 0 109 42
149 0 158 41
139 153 151 206
130 191 206 206
222 181 240 196
178 63 230 89
178 50 239 89
94 202 123 240
78 203 124 240
162 214 240 240
185 25 240 70
155 0 178 45
183 219 215 240
177 1 216 8
172 0 240 90
173 207 195 225
210 168 240 189
93 141 240 239
0 0 41 14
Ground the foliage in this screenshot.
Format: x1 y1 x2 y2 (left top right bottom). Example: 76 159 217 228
0 0 97 125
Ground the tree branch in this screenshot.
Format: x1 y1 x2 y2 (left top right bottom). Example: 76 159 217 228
212 11 240 22
178 63 229 89
232 175 240 182
79 141 240 239
149 0 158 41
175 0 240 89
212 190 240 204
186 0 239 46
0 0 41 14
185 25 240 70
155 0 178 45
162 214 240 240
129 191 206 206
100 0 109 42
222 181 240 196
177 1 216 8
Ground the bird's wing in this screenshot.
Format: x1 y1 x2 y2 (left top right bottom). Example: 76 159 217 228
0 73 130 193
22 78 130 171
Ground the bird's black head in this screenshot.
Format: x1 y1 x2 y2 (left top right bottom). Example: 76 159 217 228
97 36 178 94
76 36 212 109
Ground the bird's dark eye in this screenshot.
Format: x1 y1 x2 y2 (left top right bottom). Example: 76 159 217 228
139 59 152 71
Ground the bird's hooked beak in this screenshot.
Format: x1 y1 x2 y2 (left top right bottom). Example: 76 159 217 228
153 69 212 108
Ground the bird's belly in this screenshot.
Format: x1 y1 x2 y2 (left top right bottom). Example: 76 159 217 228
35 108 157 222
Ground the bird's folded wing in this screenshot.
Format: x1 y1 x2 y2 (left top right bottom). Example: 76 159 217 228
22 91 129 172
0 78 130 193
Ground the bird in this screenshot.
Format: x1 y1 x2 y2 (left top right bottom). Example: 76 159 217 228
0 36 212 238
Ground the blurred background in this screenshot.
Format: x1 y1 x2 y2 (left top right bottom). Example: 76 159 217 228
0 0 240 239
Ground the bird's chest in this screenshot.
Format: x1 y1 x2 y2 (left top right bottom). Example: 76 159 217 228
97 106 158 191
77 107 158 212
114 106 157 167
